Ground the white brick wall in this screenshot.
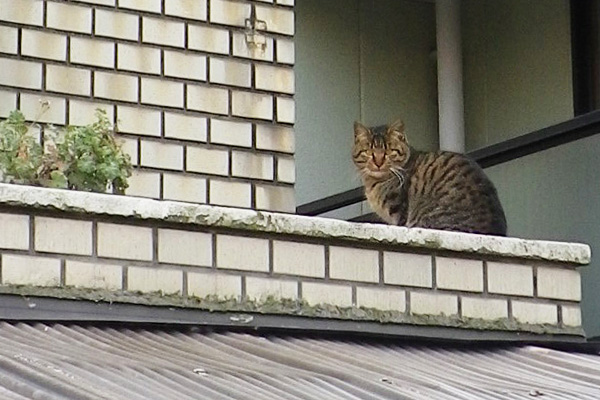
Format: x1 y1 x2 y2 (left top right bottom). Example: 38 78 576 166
276 97 295 123
246 276 297 301
410 292 458 316
276 39 295 64
119 0 162 13
142 17 185 48
233 32 274 61
329 246 379 283
95 9 139 40
120 137 138 165
141 78 184 108
356 287 405 311
165 0 208 21
210 180 251 208
126 170 161 199
302 282 353 307
164 51 207 81
46 65 91 96
216 235 269 272
232 152 274 180
255 65 294 94
22 30 66 61
187 146 229 176
117 44 161 74
0 59 42 89
256 125 295 153
65 261 122 290
0 90 17 117
163 173 207 203
461 297 507 320
232 91 273 120
256 5 294 35
277 157 295 184
210 0 250 27
140 141 184 170
187 85 229 115
165 113 207 142
117 106 161 137
436 257 483 292
46 2 92 34
127 266 183 294
0 0 295 212
188 25 230 54
94 72 138 102
72 37 114 68
2 255 61 286
562 305 582 327
0 0 43 26
384 252 432 288
0 26 17 54
0 196 587 335
255 185 295 212
211 119 253 147
537 266 581 301
158 229 212 266
35 217 93 256
487 262 534 297
512 301 557 325
97 223 153 261
210 58 251 87
0 214 29 250
69 100 114 126
188 271 241 299
273 241 324 277
21 93 66 125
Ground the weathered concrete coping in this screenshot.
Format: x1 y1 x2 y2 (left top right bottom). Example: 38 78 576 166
0 183 591 265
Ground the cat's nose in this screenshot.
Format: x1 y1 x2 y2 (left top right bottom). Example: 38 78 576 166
373 151 385 167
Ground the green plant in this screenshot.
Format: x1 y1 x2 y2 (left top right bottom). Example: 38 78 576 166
47 109 132 193
0 110 43 184
0 108 132 193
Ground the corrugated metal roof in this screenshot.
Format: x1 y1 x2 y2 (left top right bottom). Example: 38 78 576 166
0 322 599 400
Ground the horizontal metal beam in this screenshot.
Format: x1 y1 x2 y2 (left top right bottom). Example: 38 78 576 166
0 295 591 349
297 110 600 216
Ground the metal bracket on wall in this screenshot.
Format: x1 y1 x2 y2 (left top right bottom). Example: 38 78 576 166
245 5 267 52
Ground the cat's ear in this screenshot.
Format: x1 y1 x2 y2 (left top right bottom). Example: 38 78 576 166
354 121 369 138
388 119 407 141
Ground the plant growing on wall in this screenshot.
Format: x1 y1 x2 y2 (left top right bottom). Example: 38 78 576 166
0 108 132 193
0 110 43 185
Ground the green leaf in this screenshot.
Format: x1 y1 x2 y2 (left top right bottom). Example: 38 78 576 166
48 170 68 188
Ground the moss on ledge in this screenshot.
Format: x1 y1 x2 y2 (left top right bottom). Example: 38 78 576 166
0 183 590 264
0 285 584 337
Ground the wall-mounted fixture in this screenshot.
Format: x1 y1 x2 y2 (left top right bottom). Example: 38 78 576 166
245 5 267 52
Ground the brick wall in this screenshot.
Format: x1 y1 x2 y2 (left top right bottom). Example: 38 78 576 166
0 184 590 335
0 0 295 212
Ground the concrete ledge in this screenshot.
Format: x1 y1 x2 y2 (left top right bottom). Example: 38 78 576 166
0 183 590 337
0 183 590 264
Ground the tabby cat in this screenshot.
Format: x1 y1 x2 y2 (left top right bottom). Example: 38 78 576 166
352 120 507 235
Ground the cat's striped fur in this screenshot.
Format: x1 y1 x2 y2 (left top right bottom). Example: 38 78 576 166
353 120 507 235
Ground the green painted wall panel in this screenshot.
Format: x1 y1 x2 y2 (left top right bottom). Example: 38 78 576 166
359 0 438 151
462 0 573 151
295 0 361 206
486 136 600 336
295 0 437 205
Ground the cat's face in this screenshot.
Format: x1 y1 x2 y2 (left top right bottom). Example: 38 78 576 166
352 120 410 178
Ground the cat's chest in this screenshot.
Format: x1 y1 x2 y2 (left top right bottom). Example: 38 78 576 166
364 181 401 225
